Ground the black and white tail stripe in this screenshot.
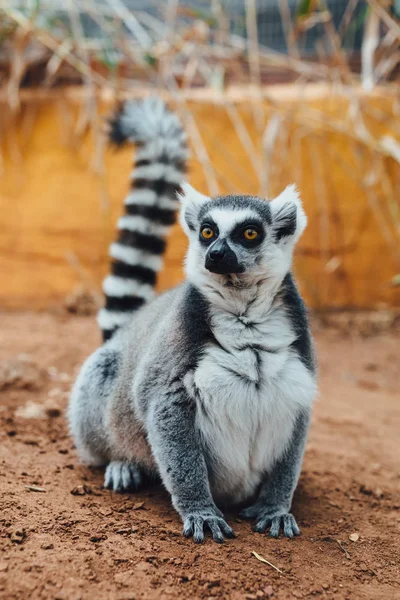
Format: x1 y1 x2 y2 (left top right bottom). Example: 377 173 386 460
98 97 188 342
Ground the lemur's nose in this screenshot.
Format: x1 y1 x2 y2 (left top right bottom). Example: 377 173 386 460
209 248 225 262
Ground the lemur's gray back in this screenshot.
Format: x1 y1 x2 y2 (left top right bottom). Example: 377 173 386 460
98 98 188 341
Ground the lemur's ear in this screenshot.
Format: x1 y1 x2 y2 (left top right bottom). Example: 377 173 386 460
178 183 210 236
269 185 307 244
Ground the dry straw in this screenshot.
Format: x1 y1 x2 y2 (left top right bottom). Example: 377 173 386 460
0 0 400 302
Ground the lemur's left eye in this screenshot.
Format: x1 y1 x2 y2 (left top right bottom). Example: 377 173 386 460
244 228 258 240
201 227 215 240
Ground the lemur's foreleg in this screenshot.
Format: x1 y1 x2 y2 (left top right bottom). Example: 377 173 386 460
146 386 236 544
240 410 310 538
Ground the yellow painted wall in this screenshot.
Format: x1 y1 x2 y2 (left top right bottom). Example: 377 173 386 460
0 87 399 310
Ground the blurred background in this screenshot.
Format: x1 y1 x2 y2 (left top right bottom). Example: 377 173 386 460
0 0 400 322
1 5 400 598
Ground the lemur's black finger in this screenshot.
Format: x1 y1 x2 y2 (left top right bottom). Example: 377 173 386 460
182 517 194 538
121 464 133 490
269 516 281 538
207 520 225 543
283 514 300 537
217 519 236 539
193 518 205 543
253 516 270 533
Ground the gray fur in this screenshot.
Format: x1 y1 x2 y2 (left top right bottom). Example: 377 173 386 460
69 129 317 543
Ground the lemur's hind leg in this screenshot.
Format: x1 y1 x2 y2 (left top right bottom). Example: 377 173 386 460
104 461 143 492
68 346 120 467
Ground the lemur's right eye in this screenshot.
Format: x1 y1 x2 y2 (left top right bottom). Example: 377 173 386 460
201 227 215 240
244 228 258 241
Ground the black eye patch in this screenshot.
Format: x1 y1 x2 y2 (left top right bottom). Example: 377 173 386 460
230 221 265 247
199 219 219 245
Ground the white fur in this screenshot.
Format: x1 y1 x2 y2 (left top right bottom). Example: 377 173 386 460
103 275 154 300
117 215 170 237
135 138 189 163
109 243 163 271
206 208 260 236
124 190 179 211
124 189 157 206
121 97 185 144
97 308 132 331
186 289 316 503
269 184 307 245
178 183 211 236
158 195 180 210
124 189 179 211
131 163 184 183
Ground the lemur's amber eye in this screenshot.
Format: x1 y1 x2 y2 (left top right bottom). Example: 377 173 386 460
244 228 258 240
201 227 214 240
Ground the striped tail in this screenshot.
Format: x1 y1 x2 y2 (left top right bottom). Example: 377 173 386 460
98 97 188 342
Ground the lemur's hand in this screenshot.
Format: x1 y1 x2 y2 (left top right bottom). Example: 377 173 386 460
240 503 300 538
182 507 236 544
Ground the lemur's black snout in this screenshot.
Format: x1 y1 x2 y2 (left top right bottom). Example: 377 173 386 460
205 240 244 275
209 248 225 262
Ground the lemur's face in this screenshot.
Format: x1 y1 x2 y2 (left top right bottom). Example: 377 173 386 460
179 185 307 288
197 209 265 275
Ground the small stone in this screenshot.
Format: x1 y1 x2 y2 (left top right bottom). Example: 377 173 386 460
15 402 45 420
71 485 86 496
70 484 93 496
89 534 106 543
45 403 61 418
41 543 54 550
115 528 132 535
207 579 220 588
359 485 373 496
349 533 359 542
10 529 26 544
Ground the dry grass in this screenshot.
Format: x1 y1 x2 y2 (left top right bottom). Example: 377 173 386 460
0 0 399 303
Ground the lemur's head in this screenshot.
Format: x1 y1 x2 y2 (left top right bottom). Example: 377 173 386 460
179 184 307 290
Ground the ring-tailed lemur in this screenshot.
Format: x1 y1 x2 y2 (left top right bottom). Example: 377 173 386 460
69 97 317 544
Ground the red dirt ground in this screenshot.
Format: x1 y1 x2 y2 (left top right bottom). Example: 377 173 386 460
0 312 399 600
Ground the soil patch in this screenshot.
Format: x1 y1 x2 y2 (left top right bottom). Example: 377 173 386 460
0 312 399 599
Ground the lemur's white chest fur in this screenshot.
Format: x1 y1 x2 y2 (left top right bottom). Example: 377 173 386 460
185 291 315 504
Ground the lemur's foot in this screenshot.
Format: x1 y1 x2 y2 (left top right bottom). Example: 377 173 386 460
239 505 300 538
182 509 236 544
104 461 142 492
